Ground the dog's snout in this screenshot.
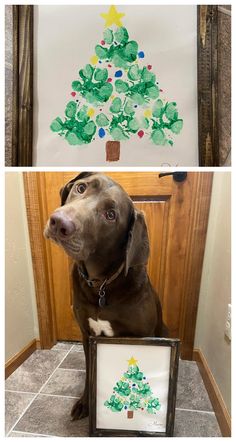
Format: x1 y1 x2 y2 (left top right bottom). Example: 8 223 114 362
49 211 76 239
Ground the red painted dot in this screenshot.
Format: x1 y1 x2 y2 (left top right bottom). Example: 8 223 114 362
138 130 144 138
71 92 76 97
107 78 112 82
108 64 112 68
141 408 144 411
101 40 105 45
160 89 163 92
147 64 152 70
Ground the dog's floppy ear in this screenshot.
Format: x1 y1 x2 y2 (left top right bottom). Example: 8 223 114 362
125 209 150 276
60 172 95 206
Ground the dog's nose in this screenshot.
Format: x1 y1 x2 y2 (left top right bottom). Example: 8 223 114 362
49 211 76 239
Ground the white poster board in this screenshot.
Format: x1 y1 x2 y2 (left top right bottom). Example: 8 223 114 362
34 5 198 166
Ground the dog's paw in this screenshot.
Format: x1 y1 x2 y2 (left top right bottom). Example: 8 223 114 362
71 398 89 421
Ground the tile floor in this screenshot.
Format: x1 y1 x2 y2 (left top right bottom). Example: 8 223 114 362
5 342 222 437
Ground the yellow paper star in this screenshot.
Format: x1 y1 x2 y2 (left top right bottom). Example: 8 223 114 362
101 5 125 28
144 109 152 118
128 356 138 366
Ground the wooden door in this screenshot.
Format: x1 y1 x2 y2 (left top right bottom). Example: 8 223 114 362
24 172 212 359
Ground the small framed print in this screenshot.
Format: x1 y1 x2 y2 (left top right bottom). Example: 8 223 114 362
89 337 180 437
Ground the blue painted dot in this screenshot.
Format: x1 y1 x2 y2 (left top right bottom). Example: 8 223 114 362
98 128 105 138
99 60 102 64
115 70 123 78
124 406 127 409
138 51 145 58
134 105 138 108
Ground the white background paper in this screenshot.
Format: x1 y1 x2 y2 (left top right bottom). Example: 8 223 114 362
34 5 198 166
96 343 171 432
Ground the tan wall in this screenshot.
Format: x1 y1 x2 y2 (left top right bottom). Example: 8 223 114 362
5 173 39 361
194 172 231 413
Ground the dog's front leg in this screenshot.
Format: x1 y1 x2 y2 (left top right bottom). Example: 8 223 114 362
71 335 89 420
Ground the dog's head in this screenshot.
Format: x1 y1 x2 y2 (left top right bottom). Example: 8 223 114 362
44 173 149 273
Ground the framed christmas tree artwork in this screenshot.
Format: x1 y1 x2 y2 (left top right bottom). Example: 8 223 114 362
89 337 180 437
11 5 220 166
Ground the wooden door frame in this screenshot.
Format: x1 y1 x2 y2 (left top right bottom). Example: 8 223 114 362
9 5 221 166
23 172 213 359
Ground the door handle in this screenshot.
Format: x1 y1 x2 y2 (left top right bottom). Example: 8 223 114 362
159 172 187 182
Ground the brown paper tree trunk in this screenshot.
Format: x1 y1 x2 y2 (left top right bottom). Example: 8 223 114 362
127 410 134 419
106 141 120 161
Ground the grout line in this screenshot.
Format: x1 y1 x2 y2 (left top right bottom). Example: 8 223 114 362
5 389 81 399
9 430 56 437
6 346 74 437
57 367 85 372
40 392 80 399
176 407 215 415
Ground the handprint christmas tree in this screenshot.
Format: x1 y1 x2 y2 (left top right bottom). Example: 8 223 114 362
104 356 161 419
50 5 183 161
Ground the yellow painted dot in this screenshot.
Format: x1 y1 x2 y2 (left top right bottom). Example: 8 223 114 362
90 55 99 65
144 109 152 118
87 108 95 117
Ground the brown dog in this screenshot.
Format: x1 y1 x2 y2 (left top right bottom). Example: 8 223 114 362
44 172 166 420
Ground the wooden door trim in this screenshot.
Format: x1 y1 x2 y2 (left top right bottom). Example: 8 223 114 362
23 172 57 348
23 172 213 357
179 172 213 359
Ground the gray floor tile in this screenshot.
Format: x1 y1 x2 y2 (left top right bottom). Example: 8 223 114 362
5 391 35 435
41 368 85 397
176 360 213 411
51 342 74 351
14 394 89 437
174 409 221 437
5 350 68 393
59 349 85 370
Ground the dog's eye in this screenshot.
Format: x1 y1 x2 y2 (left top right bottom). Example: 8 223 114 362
76 183 87 194
104 210 116 221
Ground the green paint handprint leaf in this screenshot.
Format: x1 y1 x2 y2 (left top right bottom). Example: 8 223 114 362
103 28 113 44
65 132 84 145
151 128 166 145
94 68 108 82
50 117 63 132
114 27 129 44
165 102 178 121
124 100 135 115
98 83 113 101
96 113 109 127
128 64 140 81
110 97 122 113
110 126 129 141
146 85 159 99
128 117 139 132
71 80 82 92
115 79 129 94
170 119 183 134
95 45 108 60
83 120 96 136
65 101 77 118
123 41 138 62
79 64 94 81
152 99 163 118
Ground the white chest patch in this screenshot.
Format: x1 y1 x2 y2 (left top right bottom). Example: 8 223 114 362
88 317 114 337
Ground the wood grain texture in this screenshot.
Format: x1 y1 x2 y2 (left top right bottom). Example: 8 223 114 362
12 5 33 166
179 173 213 359
23 173 57 348
198 5 219 166
193 348 231 436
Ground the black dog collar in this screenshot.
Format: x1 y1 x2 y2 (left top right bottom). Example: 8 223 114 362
77 262 125 308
